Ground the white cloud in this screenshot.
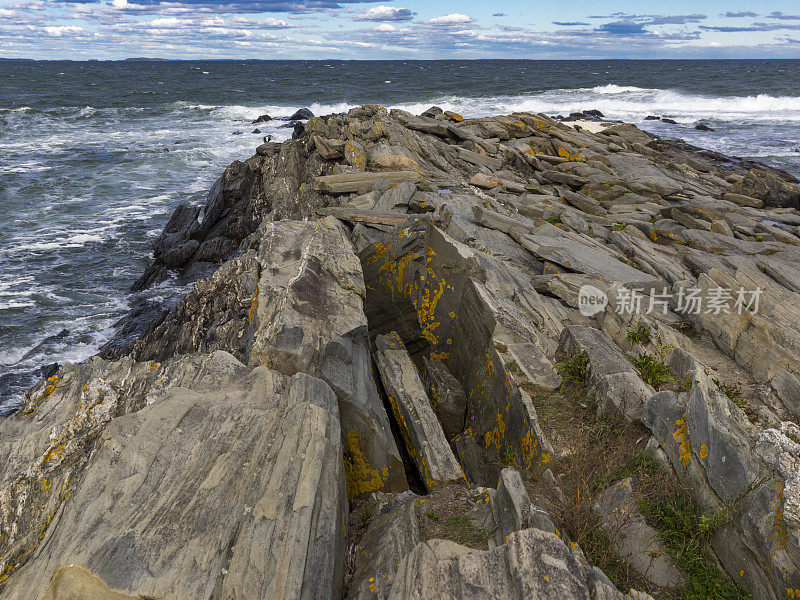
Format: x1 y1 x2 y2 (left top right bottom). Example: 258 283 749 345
43 25 84 36
354 5 414 22
429 13 474 25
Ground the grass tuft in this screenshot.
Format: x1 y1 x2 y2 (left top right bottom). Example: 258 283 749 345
626 322 652 346
556 351 590 388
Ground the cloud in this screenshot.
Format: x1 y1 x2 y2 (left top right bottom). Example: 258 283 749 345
700 21 800 32
428 13 474 26
354 5 414 22
647 14 705 25
588 12 705 25
768 11 800 20
58 0 378 14
43 24 84 35
491 12 505 17
724 11 758 17
597 20 646 35
552 21 589 26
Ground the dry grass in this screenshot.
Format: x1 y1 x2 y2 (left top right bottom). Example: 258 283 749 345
416 484 495 550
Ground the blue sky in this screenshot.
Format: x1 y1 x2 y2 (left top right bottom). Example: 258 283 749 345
1 0 799 58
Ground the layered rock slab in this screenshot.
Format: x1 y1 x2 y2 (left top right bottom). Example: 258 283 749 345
388 528 625 600
360 219 555 485
0 352 347 600
374 332 466 490
127 218 406 497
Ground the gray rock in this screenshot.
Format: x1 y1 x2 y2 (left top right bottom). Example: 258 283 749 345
347 495 420 600
507 342 562 389
388 528 599 600
0 353 347 600
421 357 467 439
374 332 467 490
558 325 655 422
595 478 684 588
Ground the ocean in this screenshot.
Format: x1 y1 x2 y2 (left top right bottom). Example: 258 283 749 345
1 58 799 414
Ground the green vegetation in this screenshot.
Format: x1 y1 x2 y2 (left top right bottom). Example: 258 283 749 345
628 335 674 389
640 492 749 600
546 213 563 225
425 510 440 521
625 322 652 346
612 222 628 230
713 378 742 405
556 351 590 387
441 514 495 548
590 452 751 600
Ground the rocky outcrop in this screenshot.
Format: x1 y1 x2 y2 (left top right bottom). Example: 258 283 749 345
5 103 800 599
389 529 620 600
0 352 346 599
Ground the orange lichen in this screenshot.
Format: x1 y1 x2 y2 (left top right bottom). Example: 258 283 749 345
673 414 692 467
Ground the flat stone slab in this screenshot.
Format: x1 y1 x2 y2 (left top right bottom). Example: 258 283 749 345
314 171 421 194
520 233 661 287
507 343 561 390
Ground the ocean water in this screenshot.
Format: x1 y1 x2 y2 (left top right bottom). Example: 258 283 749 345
1 59 799 414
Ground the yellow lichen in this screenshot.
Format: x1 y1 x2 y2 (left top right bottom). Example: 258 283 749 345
343 429 389 498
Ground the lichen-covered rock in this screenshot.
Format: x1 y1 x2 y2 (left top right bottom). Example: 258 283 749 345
126 218 407 498
374 332 466 490
347 493 420 600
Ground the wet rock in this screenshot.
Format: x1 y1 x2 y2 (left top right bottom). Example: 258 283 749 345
251 113 272 124
695 123 714 131
159 238 199 268
289 107 314 120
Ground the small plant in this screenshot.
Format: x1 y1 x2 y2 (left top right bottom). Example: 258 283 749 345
546 213 562 225
556 351 590 387
425 510 441 522
640 493 750 600
628 335 674 389
612 222 627 230
626 322 652 346
713 378 742 404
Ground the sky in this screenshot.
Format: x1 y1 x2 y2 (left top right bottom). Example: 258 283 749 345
1 0 800 59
